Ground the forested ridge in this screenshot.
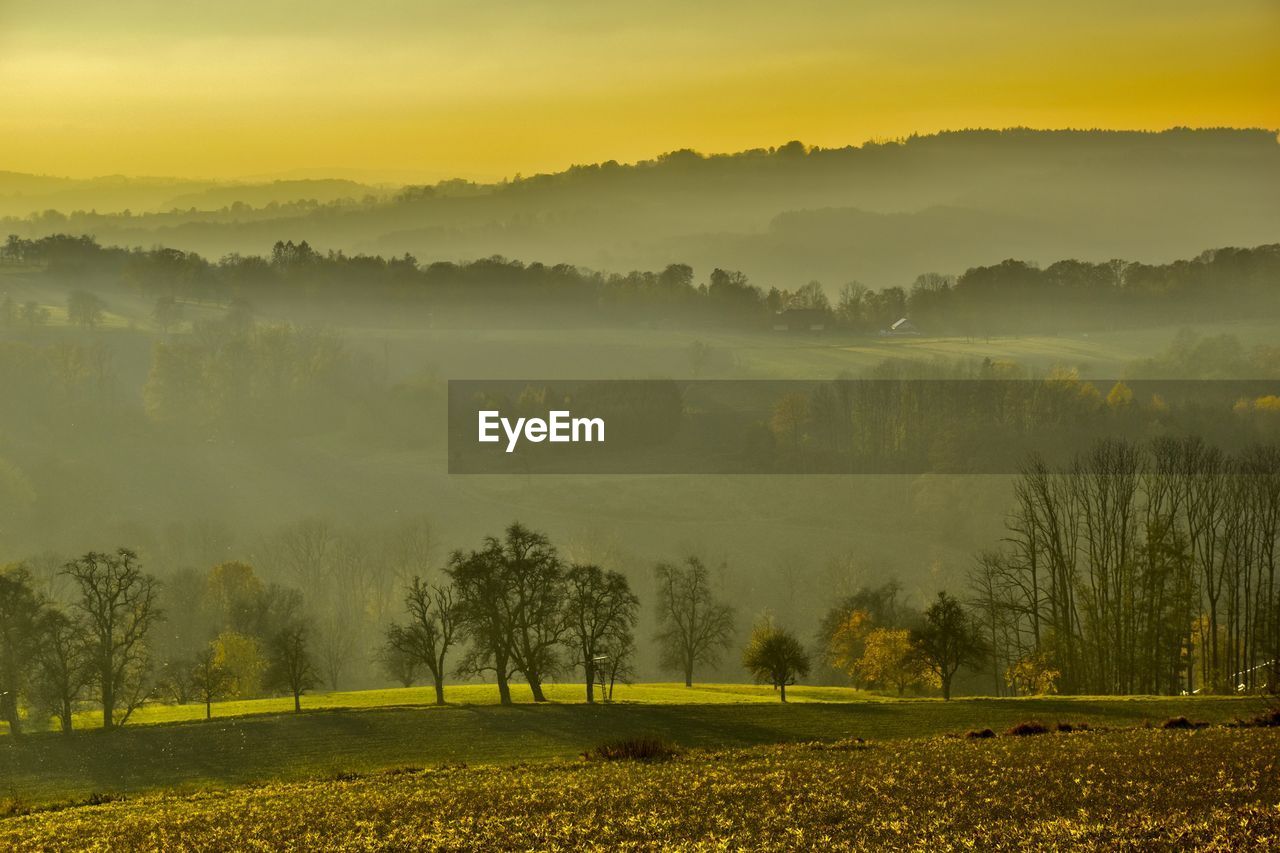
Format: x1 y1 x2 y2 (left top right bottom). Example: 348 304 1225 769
4 234 1279 333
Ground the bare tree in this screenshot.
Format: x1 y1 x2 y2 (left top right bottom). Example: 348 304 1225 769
32 608 91 734
384 577 457 704
563 564 638 703
190 644 231 720
448 523 566 704
316 609 359 691
64 549 162 729
266 621 319 713
653 556 735 687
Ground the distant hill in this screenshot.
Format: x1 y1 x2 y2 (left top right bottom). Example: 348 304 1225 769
0 174 386 219
4 128 1278 288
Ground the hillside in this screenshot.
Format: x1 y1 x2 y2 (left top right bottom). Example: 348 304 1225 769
5 129 1278 289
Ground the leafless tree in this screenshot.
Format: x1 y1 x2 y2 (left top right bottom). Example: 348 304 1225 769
64 548 162 729
384 577 457 704
653 556 735 687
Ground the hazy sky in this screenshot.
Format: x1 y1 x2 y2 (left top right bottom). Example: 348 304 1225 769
2 0 1277 182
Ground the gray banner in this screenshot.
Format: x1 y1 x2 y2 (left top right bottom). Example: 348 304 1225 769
447 379 1280 474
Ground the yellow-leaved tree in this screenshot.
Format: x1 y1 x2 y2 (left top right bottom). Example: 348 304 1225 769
826 609 871 686
855 627 935 696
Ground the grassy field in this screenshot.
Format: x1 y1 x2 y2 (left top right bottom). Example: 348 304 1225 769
11 681 1258 729
0 684 1266 809
4 725 1276 850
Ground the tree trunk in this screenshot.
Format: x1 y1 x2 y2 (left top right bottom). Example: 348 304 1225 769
584 663 595 704
293 691 302 713
528 674 547 702
942 674 953 700
684 659 693 687
205 700 212 720
433 676 445 706
496 673 512 705
1 693 22 736
780 682 787 703
61 699 74 734
102 673 115 730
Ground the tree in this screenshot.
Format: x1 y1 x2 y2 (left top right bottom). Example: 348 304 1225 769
190 645 232 720
653 556 736 687
819 581 910 684
1005 652 1060 696
64 549 162 729
20 300 49 328
0 566 43 735
205 561 265 636
212 631 267 698
826 608 872 685
156 655 197 706
770 393 809 452
266 621 318 713
32 609 90 734
595 630 636 701
375 639 419 688
152 295 184 334
563 564 639 703
911 592 987 700
855 628 932 696
448 523 566 704
66 290 106 328
383 577 457 704
742 620 811 702
316 610 358 691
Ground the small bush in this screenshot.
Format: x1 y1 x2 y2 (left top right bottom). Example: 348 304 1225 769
1055 722 1089 733
1005 721 1050 737
584 737 680 762
966 728 996 739
1161 716 1208 730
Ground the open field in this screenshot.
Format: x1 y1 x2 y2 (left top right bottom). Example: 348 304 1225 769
4 725 1276 850
0 686 1266 809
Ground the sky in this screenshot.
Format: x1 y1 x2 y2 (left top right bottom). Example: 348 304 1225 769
1 0 1277 182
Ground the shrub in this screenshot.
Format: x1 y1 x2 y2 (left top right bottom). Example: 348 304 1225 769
1055 722 1088 733
966 728 996 739
1005 721 1050 736
1161 716 1208 730
585 737 680 762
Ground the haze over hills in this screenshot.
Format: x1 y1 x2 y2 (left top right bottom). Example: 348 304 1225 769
4 128 1279 288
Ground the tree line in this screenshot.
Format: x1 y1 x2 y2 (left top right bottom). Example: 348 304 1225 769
970 437 1280 696
4 234 1279 333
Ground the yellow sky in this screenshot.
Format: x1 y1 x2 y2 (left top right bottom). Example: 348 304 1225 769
1 0 1277 182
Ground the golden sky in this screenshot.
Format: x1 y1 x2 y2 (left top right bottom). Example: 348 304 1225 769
1 0 1277 182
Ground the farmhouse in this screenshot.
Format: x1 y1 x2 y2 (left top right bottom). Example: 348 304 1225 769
882 317 920 336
